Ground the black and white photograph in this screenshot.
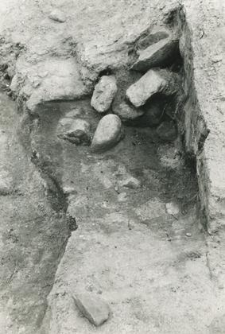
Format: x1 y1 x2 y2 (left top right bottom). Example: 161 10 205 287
0 0 224 333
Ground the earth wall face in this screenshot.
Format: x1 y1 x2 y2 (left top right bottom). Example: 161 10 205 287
181 0 225 233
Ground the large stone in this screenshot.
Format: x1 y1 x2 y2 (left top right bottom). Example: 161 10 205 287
156 120 177 142
15 58 88 113
126 69 180 108
91 114 123 152
57 118 91 145
49 9 66 23
91 76 117 113
131 37 179 71
73 293 110 327
126 70 167 108
113 101 144 122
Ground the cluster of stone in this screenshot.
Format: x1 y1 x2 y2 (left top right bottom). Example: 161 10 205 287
57 30 180 153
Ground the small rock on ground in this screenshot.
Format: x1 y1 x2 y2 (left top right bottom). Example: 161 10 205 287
91 76 117 113
0 177 12 195
135 199 166 221
73 293 110 327
57 118 91 145
166 202 180 215
118 192 127 202
132 37 179 72
119 176 141 189
112 101 144 122
65 108 84 118
156 120 177 142
91 114 123 153
49 9 66 23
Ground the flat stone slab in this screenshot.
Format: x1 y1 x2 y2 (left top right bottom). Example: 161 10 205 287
73 293 110 327
126 70 167 108
11 58 88 113
91 76 117 113
131 37 179 71
135 29 170 51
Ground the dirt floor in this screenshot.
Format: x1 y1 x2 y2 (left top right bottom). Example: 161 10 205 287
0 0 225 333
36 101 225 334
0 94 224 334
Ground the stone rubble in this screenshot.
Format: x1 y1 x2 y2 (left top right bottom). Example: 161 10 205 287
91 76 118 113
131 37 179 72
91 114 123 152
73 293 110 327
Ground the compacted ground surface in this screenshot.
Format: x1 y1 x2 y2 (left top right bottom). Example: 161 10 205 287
0 97 224 334
34 101 224 334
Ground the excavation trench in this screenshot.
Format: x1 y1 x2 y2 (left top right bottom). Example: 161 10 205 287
0 7 213 334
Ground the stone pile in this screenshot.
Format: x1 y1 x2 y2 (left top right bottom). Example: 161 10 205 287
57 29 181 152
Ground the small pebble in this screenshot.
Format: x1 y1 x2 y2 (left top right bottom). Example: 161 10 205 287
118 192 127 202
186 233 192 237
49 9 66 23
120 176 141 189
166 202 179 215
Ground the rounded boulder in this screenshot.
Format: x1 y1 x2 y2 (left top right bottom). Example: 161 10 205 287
91 114 123 153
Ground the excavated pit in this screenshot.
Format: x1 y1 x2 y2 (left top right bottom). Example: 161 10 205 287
0 4 223 334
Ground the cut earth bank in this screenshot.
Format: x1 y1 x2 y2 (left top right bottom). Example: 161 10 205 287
0 0 225 333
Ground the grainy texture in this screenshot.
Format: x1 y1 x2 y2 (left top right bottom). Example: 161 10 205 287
0 0 224 333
